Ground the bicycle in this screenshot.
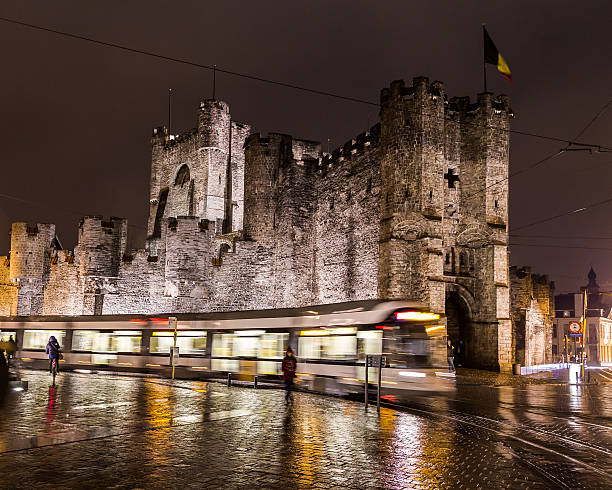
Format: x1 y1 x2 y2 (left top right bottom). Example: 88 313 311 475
51 358 58 386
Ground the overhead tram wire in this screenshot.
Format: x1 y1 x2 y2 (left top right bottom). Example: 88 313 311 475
510 243 612 252
0 191 148 231
462 96 612 203
1 15 612 152
510 233 612 240
510 194 612 233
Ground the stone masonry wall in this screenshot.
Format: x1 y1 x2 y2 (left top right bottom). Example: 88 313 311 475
510 266 555 366
314 126 381 304
0 258 17 316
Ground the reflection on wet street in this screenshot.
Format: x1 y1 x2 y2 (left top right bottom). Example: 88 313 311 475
0 370 611 488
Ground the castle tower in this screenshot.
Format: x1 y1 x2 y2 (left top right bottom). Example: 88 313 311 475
146 100 251 252
162 216 214 310
378 78 446 311
378 77 513 371
76 216 127 314
9 222 56 315
243 133 293 244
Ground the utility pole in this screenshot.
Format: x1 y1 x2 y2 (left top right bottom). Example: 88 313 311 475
581 289 587 379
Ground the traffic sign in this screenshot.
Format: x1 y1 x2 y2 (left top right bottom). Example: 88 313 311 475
367 355 386 368
568 321 582 334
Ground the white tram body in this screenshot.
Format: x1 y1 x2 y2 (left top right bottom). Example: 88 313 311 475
0 300 454 393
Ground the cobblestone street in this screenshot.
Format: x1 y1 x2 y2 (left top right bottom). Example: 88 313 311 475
0 370 611 489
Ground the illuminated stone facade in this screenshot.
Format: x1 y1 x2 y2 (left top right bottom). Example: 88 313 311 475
0 77 515 370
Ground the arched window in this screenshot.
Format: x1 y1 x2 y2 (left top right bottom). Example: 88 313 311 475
175 165 190 188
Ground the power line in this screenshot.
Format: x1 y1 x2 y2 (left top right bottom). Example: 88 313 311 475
510 242 612 252
1 15 612 152
462 151 564 202
0 16 378 107
571 98 612 144
0 192 147 231
510 195 612 232
463 96 612 203
510 234 612 240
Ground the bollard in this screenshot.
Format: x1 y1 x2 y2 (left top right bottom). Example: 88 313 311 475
576 372 579 384
227 372 232 387
377 358 382 412
254 375 258 389
364 355 369 408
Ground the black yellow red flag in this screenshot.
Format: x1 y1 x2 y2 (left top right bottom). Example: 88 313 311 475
483 26 512 82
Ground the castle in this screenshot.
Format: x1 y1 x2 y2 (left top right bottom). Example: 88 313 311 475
0 77 515 370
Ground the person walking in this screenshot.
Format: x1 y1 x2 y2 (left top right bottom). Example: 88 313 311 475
6 336 16 366
281 346 297 403
447 338 456 373
45 336 61 373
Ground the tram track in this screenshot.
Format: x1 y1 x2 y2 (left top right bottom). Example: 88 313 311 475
381 399 612 480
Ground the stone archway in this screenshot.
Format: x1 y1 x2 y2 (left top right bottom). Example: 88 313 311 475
445 286 475 368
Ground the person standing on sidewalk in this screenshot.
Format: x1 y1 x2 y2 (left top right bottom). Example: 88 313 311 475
447 339 456 373
6 336 16 367
281 347 297 403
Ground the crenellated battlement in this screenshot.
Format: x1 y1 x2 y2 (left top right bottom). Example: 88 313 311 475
166 216 215 233
381 77 512 119
319 123 381 172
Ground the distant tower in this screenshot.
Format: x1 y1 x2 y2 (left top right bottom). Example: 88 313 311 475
9 222 56 315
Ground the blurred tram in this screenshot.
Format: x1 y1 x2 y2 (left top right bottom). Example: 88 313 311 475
0 300 454 392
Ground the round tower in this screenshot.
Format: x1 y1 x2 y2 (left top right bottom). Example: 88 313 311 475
197 100 232 231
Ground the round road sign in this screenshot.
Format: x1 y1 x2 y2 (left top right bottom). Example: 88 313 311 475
568 321 581 333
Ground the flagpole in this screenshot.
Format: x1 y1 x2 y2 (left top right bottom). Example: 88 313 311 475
168 88 172 137
482 24 488 92
212 64 216 100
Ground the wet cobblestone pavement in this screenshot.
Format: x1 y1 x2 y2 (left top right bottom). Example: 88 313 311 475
1 370 611 489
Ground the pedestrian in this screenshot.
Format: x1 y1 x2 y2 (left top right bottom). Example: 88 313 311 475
45 336 61 373
0 347 8 404
447 338 456 373
6 336 16 366
281 346 297 403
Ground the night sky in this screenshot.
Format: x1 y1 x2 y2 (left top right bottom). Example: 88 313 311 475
0 1 610 294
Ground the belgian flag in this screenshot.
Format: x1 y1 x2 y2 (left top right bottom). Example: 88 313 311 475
483 26 512 82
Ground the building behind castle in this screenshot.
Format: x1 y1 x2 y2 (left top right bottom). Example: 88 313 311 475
0 77 520 370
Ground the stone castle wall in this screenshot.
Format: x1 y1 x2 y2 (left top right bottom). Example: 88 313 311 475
0 77 517 370
510 266 555 366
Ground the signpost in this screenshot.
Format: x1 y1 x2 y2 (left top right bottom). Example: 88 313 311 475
365 355 386 411
169 316 178 380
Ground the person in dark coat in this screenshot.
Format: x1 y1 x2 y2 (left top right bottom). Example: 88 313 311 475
6 336 16 366
0 347 8 404
281 347 297 403
45 336 61 373
446 338 456 373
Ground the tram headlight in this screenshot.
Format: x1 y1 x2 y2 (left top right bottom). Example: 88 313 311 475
394 311 440 321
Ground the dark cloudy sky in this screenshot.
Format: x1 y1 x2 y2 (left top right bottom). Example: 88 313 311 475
0 1 610 293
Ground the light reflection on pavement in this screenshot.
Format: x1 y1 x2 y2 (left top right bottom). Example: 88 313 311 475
0 370 610 489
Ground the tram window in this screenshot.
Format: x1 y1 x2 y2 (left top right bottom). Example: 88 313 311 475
234 336 259 357
72 330 141 353
23 330 66 350
212 334 235 357
357 330 383 359
150 331 207 354
298 335 357 360
259 333 289 359
0 331 16 342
